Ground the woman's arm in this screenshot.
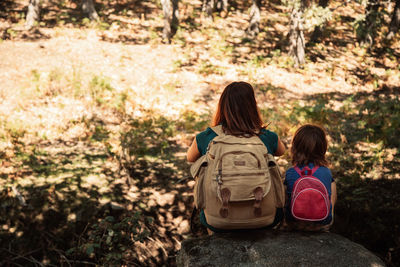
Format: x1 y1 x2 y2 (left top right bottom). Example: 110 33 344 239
274 137 285 156
187 137 201 162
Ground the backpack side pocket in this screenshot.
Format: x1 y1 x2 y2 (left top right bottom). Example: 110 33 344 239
191 155 208 209
266 154 285 209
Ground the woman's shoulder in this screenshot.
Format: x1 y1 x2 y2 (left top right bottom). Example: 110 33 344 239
196 127 218 155
259 128 278 154
260 128 277 137
196 127 217 139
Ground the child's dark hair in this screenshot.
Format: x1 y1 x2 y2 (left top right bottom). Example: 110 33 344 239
291 124 328 167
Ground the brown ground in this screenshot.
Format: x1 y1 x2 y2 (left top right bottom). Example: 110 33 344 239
1 0 400 265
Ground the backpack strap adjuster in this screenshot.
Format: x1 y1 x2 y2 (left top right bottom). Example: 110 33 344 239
253 186 264 217
219 188 230 218
294 165 319 176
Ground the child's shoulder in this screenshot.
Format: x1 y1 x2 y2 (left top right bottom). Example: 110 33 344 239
315 165 331 172
315 165 332 177
285 166 299 179
285 166 296 173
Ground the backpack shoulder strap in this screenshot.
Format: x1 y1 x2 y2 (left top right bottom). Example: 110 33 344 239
210 125 225 137
310 166 319 175
293 166 303 176
293 165 320 176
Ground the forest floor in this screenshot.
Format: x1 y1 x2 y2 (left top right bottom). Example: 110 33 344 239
1 0 400 266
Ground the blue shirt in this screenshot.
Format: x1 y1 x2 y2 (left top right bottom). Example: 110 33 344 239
196 127 279 156
285 163 334 224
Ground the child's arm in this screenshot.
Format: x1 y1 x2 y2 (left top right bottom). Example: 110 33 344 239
331 181 337 215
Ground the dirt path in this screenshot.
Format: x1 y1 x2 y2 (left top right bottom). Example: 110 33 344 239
2 27 393 116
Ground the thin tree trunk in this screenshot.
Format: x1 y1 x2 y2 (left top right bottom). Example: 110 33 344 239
310 0 329 43
161 0 179 43
360 0 380 46
25 0 40 29
246 0 261 37
288 2 306 67
82 0 99 21
216 0 228 17
387 0 400 40
202 0 214 20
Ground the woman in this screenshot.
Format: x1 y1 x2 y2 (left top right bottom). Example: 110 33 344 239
187 81 285 233
187 81 285 162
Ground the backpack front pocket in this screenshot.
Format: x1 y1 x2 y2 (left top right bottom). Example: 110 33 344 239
213 170 271 202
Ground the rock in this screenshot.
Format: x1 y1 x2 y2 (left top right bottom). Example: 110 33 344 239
177 231 385 267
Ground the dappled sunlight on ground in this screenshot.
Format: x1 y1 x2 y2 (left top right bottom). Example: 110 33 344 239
0 0 400 265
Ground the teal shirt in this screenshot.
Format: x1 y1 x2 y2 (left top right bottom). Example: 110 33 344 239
196 127 278 155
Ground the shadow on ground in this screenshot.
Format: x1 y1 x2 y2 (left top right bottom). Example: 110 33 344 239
0 114 200 266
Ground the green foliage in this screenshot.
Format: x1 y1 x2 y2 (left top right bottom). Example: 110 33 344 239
197 60 226 75
68 213 150 265
303 4 332 32
354 13 369 42
177 110 210 133
172 27 187 46
361 96 400 147
89 75 113 106
354 1 387 46
0 113 162 266
6 28 17 39
249 55 270 67
70 66 83 97
292 97 333 125
26 69 125 110
3 119 26 140
120 115 178 172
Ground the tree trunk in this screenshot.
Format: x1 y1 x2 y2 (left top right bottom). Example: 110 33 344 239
202 0 214 20
246 0 261 37
216 0 228 17
25 0 40 29
82 0 99 21
161 0 179 43
288 2 306 67
387 0 400 40
310 0 329 43
360 0 380 46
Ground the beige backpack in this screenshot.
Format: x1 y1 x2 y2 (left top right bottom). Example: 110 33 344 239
190 125 285 230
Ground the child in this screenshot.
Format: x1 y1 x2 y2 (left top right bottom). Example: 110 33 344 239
284 124 337 231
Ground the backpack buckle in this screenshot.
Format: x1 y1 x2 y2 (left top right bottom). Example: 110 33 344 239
301 167 312 176
216 170 223 185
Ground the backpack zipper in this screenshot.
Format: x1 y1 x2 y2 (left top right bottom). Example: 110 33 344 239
217 172 266 178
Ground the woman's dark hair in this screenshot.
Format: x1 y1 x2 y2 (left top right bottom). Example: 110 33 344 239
291 124 328 167
212 81 263 136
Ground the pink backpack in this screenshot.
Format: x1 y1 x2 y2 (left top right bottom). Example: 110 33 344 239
290 166 330 221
